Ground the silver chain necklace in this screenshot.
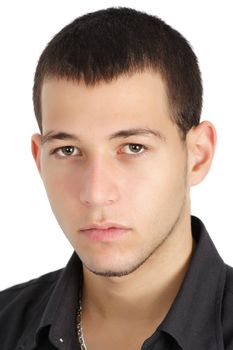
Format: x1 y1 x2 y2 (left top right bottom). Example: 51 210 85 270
77 292 88 350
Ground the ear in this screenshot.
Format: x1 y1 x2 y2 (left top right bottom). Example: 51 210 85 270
31 133 42 175
186 121 217 187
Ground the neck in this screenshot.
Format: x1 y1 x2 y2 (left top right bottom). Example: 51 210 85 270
82 213 195 324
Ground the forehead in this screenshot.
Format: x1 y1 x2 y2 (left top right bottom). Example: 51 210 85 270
40 70 173 135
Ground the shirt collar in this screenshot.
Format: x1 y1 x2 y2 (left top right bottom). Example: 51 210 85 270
19 215 227 350
158 215 226 350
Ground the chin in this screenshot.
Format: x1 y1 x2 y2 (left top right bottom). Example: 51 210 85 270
82 252 152 278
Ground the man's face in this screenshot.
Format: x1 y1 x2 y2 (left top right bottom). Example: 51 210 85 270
33 70 190 276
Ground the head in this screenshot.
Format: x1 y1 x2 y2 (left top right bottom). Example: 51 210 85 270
31 7 216 277
33 7 203 139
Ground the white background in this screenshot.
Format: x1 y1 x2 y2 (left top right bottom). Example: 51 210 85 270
0 0 232 290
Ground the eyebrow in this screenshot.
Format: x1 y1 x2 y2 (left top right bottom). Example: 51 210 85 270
41 127 167 145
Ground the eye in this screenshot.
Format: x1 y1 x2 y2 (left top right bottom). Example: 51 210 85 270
51 146 80 157
50 143 148 159
121 143 147 156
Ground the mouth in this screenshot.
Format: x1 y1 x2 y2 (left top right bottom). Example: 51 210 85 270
79 227 131 242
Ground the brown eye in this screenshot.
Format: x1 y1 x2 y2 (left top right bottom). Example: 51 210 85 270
61 146 75 155
54 146 80 157
123 143 146 154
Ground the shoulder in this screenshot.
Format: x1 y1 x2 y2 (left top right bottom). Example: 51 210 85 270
0 269 62 344
0 252 81 349
0 268 62 303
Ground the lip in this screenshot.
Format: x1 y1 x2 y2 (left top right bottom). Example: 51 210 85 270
80 227 130 242
80 222 130 230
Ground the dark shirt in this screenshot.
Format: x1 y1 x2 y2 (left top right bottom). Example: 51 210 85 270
0 215 233 350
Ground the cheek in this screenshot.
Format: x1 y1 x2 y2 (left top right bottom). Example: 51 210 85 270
42 174 81 238
40 160 79 225
43 173 79 213
41 157 78 196
131 156 187 215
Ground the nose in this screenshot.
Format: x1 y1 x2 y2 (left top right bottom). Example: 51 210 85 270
79 156 120 207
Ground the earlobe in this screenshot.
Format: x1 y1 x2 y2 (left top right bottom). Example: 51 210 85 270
187 121 217 187
31 133 42 174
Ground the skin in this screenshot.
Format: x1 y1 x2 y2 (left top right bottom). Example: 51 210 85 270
31 70 216 349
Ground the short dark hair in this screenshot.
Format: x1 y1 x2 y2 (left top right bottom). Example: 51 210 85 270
33 7 202 139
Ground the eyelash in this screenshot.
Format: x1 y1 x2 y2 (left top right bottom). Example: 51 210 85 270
49 143 149 159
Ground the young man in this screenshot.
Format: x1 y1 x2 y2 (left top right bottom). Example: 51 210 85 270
0 6 232 350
